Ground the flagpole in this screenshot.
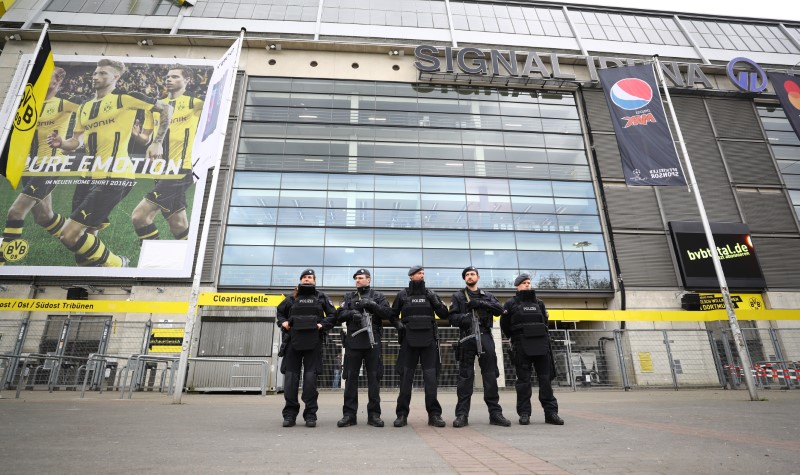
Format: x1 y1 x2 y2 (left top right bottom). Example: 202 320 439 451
653 55 759 401
172 29 245 404
0 20 50 172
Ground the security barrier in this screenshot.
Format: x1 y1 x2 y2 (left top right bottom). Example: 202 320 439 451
3 313 800 395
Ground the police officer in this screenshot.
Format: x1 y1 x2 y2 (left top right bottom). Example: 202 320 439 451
449 266 511 428
336 268 390 428
500 274 564 426
276 269 337 428
390 265 449 428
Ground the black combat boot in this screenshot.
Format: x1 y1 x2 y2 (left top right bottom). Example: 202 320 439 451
452 415 469 428
282 417 296 427
393 415 408 427
368 415 385 427
337 415 357 427
519 414 530 425
490 413 511 427
545 413 564 425
428 414 446 427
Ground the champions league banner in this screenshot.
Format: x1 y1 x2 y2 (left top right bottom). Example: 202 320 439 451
768 72 800 141
598 64 686 186
0 55 218 278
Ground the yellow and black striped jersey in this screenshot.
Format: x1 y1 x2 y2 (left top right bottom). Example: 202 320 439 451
31 96 80 165
74 92 158 163
151 94 204 171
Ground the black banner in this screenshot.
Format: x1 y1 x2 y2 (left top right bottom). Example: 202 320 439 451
597 64 686 186
768 72 800 141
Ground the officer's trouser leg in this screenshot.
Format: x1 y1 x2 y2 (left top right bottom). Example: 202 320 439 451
301 346 321 421
421 343 442 417
455 342 475 417
514 354 534 417
395 345 417 417
342 348 362 417
532 353 558 415
282 347 302 419
478 334 502 416
364 345 382 417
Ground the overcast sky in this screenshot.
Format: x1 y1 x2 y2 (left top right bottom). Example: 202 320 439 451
553 0 800 23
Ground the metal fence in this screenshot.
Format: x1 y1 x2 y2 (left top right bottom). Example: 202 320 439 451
4 317 800 397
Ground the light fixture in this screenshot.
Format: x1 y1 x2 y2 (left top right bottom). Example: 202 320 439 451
267 43 281 51
0 284 8 292
388 49 403 56
4 34 21 41
138 39 153 46
87 285 104 293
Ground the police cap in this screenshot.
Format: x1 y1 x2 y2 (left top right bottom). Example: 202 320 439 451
353 268 371 279
462 266 479 279
514 273 531 286
407 265 424 277
300 268 316 279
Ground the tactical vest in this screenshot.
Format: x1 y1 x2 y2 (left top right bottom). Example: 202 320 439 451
347 290 375 351
290 293 321 351
511 299 549 356
402 292 435 347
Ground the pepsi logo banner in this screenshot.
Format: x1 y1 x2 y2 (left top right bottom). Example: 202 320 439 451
767 72 800 142
598 64 686 186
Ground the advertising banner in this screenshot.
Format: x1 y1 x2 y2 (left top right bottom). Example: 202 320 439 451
0 55 218 278
597 64 687 186
668 221 766 290
767 72 800 141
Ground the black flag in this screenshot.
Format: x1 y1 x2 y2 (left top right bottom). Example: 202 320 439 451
598 64 686 186
767 72 800 141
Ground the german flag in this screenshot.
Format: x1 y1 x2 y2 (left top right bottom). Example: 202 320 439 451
0 31 55 189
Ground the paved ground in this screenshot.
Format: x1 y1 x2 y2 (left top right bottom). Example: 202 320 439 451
1 387 799 474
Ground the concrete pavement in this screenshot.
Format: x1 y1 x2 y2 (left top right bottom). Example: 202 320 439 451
1 388 799 474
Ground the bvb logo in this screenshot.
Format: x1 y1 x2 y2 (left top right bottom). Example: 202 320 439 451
14 84 39 132
3 239 29 262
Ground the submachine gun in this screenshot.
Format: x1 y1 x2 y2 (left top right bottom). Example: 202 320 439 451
458 290 484 355
350 304 376 348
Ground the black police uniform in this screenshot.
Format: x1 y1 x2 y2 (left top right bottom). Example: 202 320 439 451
337 285 390 425
390 280 449 425
449 287 506 423
276 284 337 426
500 290 559 423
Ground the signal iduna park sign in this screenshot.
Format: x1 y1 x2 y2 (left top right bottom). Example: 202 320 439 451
414 45 775 93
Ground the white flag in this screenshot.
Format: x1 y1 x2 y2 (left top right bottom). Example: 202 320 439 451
190 34 242 181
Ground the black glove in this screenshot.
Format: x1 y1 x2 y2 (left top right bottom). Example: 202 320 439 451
466 299 482 310
396 321 405 332
361 298 378 312
338 310 354 324
460 318 473 330
353 300 364 311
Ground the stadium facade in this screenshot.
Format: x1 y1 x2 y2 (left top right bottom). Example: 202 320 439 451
1 0 799 391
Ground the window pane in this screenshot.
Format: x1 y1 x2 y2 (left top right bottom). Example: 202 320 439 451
225 226 276 245
374 228 422 247
324 247 374 266
422 230 470 248
228 207 278 225
222 246 274 265
469 231 516 249
273 247 324 265
470 249 519 268
375 248 423 267
325 228 373 246
220 266 271 286
275 227 325 246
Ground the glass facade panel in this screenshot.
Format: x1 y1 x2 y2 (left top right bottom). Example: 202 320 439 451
757 106 800 221
222 78 608 289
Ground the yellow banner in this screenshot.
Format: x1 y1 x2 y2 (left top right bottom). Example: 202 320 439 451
0 298 188 314
197 292 285 307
